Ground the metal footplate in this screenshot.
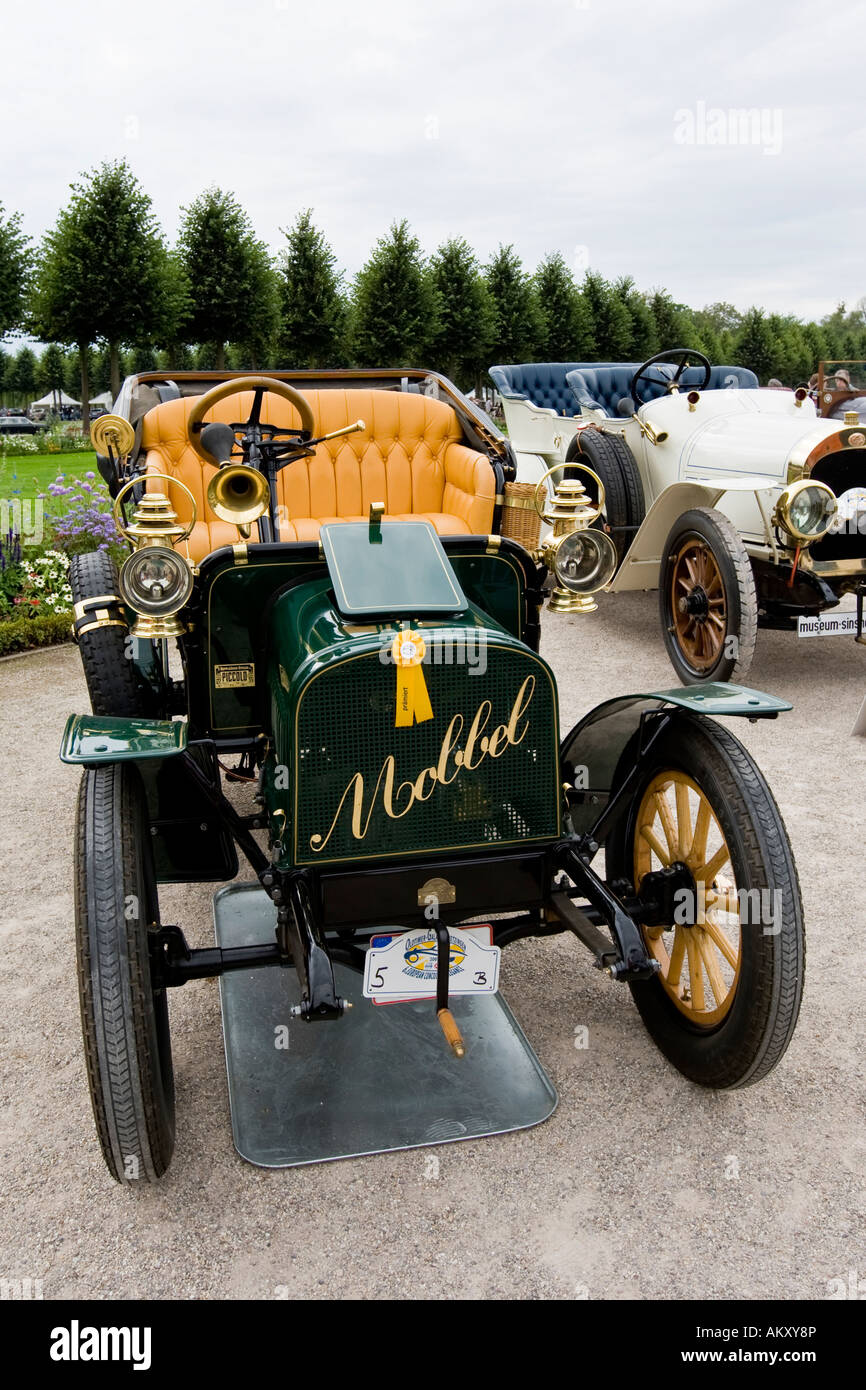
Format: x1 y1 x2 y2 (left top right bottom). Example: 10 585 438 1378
212 884 557 1169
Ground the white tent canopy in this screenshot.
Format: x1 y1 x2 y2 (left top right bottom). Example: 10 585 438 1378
91 391 114 408
30 389 80 407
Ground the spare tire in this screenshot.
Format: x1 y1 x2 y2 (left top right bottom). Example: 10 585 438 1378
564 428 645 566
70 550 152 717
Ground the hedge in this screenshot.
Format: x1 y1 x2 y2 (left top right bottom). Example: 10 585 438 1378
0 610 73 655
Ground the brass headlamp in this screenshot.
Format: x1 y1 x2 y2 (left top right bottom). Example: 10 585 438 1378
771 478 837 545
113 474 198 639
534 462 618 613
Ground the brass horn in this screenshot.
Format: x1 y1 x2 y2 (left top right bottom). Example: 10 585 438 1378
206 464 271 539
90 413 135 458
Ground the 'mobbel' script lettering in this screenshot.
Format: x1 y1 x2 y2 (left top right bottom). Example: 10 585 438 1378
309 676 536 852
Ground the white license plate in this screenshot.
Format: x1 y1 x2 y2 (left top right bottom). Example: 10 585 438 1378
363 926 500 1005
797 611 861 638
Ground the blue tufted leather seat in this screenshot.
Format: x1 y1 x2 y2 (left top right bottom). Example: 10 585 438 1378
566 365 659 415
566 363 760 416
489 363 632 418
490 361 761 420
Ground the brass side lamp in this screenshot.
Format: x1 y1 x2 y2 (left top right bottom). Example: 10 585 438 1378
112 474 199 640
533 462 619 614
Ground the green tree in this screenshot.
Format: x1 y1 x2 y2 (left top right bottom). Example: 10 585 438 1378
276 210 346 368
10 346 37 398
428 238 494 388
350 220 438 366
157 343 194 373
734 308 776 382
485 245 541 365
91 345 112 394
35 344 67 405
764 315 811 384
803 322 829 377
194 342 218 371
646 289 706 355
177 187 278 371
0 203 30 340
782 323 813 384
695 302 742 338
582 271 633 359
534 253 595 361
29 161 180 425
612 276 657 359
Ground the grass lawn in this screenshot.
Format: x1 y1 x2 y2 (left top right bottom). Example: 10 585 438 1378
0 453 98 499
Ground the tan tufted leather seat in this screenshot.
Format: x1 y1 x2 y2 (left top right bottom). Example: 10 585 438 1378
140 388 496 563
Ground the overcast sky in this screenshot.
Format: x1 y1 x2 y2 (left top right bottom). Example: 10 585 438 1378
3 0 864 321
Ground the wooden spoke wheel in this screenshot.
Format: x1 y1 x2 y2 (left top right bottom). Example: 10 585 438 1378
634 771 740 1028
659 507 757 685
606 712 804 1089
669 539 728 673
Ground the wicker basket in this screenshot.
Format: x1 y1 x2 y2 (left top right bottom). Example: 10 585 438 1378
500 481 541 551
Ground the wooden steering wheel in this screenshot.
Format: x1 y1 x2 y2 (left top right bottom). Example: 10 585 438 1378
186 376 316 464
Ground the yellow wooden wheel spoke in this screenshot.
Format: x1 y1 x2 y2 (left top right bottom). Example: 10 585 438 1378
654 790 679 858
675 780 692 859
684 932 706 1011
689 797 712 868
706 884 739 914
697 842 730 887
697 929 729 1006
639 824 670 865
634 770 741 1029
703 915 739 969
667 926 686 988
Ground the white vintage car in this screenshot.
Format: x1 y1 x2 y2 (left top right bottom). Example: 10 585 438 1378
497 350 866 683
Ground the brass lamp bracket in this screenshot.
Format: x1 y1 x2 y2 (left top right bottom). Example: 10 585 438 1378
533 462 606 529
113 474 198 549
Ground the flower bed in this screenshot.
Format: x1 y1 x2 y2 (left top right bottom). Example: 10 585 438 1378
0 466 125 651
1 424 92 457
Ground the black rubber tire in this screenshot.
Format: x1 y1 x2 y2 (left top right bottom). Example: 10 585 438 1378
606 712 805 1090
75 763 175 1183
659 506 758 685
564 428 645 565
70 551 150 717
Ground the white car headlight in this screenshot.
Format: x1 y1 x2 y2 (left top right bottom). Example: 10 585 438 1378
773 481 837 543
118 546 194 616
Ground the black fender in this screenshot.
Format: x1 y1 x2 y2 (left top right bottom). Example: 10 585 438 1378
560 683 791 839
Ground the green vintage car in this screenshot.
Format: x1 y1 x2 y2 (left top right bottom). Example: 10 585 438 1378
63 369 805 1183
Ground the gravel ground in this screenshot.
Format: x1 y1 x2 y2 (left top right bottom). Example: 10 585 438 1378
1 593 864 1302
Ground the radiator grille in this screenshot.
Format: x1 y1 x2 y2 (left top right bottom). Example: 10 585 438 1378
294 645 560 864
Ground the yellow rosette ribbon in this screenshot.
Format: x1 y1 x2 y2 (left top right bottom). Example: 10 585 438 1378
392 631 433 728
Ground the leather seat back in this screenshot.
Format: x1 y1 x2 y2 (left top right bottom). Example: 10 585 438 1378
140 387 495 559
490 363 632 416
567 363 760 415
492 361 633 414
566 365 654 414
